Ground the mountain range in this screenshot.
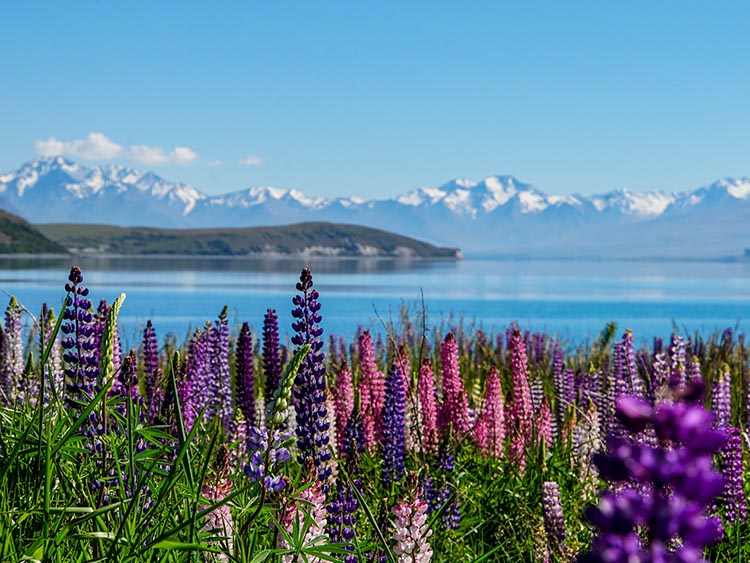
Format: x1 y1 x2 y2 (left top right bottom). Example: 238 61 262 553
2 156 749 258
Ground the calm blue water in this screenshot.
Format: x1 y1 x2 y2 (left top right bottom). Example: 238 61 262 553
0 256 749 348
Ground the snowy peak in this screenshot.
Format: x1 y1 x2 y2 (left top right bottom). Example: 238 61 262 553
591 188 675 217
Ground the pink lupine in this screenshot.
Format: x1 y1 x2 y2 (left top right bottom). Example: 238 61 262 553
392 493 433 563
439 333 471 436
359 330 385 450
418 358 439 454
535 397 553 449
334 360 354 455
202 446 234 563
474 366 504 458
278 480 328 563
507 329 533 470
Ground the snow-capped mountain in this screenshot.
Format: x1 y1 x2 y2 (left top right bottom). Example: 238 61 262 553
1 156 749 258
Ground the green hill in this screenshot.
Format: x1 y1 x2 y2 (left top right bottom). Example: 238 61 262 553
0 209 68 254
36 222 461 259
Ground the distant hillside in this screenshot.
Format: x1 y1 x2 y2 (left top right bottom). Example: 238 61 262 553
0 209 67 254
36 222 461 258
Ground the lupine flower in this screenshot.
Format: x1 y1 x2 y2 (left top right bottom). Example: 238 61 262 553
535 397 553 449
142 320 162 423
40 304 64 400
423 440 460 530
622 329 645 397
381 366 406 485
334 360 354 455
417 358 439 455
507 329 533 472
1 296 24 404
211 307 234 432
720 426 747 525
668 334 687 389
579 381 728 563
236 321 255 428
202 445 234 563
187 327 210 421
278 480 328 563
263 308 282 406
474 366 504 458
392 492 433 563
359 330 385 450
439 333 471 435
711 363 731 429
292 268 332 485
61 266 98 409
542 481 566 551
572 399 603 503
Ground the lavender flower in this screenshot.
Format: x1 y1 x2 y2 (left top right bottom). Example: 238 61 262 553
720 426 747 525
381 366 406 486
392 492 433 563
291 268 332 484
542 481 566 551
1 296 24 404
142 320 162 422
211 306 234 432
711 363 731 429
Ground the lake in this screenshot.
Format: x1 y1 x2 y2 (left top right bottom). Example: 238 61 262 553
0 256 749 349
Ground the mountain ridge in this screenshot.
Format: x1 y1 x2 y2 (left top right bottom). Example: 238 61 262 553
2 156 749 257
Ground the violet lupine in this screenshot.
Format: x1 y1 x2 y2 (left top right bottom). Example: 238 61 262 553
211 307 234 432
474 366 504 458
578 382 728 563
439 333 471 436
687 356 702 387
392 492 433 563
291 268 332 485
359 330 385 450
262 308 282 406
187 327 211 421
202 445 234 563
651 352 669 400
417 358 439 455
334 360 355 455
61 266 98 409
381 366 407 486
720 426 747 525
235 321 255 428
176 356 197 433
711 363 731 430
1 296 24 404
142 320 162 423
542 481 566 553
278 480 328 563
552 351 566 426
530 378 544 414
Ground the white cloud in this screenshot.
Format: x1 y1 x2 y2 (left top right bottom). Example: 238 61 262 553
35 132 198 166
171 146 198 164
130 145 170 165
35 132 125 160
239 154 265 167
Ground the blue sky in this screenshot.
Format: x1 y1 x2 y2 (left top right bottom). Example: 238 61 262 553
1 1 749 198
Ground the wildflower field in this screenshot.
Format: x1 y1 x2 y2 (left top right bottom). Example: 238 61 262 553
0 265 748 563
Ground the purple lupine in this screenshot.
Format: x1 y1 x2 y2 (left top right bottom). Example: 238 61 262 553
542 481 566 552
60 266 98 408
530 378 544 414
578 382 728 563
552 351 565 426
359 330 385 450
381 366 406 485
236 321 255 428
142 320 161 422
720 426 747 525
187 327 211 421
687 356 702 387
262 308 282 405
211 307 234 432
711 363 731 429
423 440 460 530
1 296 24 404
291 268 332 484
439 333 471 436
651 353 669 400
418 358 439 455
334 360 354 455
176 356 197 432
